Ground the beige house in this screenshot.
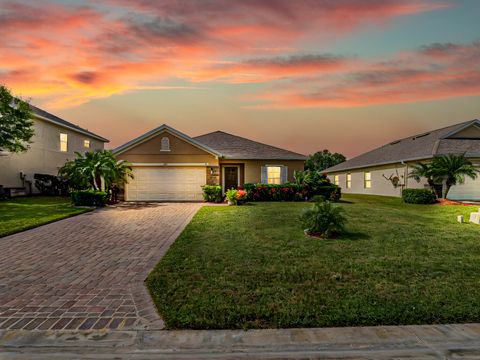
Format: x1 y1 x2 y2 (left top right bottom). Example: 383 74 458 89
325 119 480 200
114 124 306 201
0 105 108 195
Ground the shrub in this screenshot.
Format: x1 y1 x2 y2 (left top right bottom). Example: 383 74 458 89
71 190 108 207
402 188 437 204
301 196 347 238
34 173 69 196
242 182 341 202
225 189 238 205
201 185 223 203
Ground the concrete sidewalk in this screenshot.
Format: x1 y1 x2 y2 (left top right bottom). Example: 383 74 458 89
2 323 480 359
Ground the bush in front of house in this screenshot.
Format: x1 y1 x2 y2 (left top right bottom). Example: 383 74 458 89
243 182 341 202
71 190 109 207
201 185 223 203
402 188 437 204
34 173 70 196
301 196 347 238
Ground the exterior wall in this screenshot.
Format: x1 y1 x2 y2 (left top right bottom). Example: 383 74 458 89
219 159 305 186
0 117 105 192
328 162 429 197
116 130 219 166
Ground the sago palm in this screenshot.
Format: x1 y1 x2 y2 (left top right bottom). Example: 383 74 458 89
430 153 478 199
408 162 436 188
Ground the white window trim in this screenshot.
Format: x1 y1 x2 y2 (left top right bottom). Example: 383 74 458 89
346 173 352 189
222 165 241 193
60 133 68 152
160 136 171 152
364 172 372 189
265 165 283 185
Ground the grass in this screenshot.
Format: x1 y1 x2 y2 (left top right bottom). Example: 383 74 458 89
0 196 91 237
146 194 480 329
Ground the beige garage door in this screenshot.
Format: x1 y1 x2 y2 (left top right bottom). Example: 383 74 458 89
126 166 206 201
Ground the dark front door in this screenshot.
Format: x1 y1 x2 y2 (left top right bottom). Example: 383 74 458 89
224 167 239 191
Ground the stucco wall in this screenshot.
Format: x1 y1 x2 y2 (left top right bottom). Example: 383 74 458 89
0 117 105 191
220 159 304 184
328 163 428 197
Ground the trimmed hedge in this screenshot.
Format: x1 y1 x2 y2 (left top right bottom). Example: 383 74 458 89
201 185 223 203
402 188 437 204
71 190 109 207
243 183 341 202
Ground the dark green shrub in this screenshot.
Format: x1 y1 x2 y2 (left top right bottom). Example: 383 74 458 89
402 188 437 204
34 173 69 196
242 182 341 202
201 185 223 203
71 190 108 207
301 196 347 238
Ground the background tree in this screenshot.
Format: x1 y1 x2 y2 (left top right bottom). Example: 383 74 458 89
430 153 478 199
59 150 133 192
305 149 346 171
0 85 34 153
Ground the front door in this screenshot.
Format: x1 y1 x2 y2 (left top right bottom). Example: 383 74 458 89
224 166 239 191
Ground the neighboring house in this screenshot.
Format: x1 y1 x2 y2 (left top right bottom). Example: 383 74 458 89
324 119 480 200
114 124 307 201
0 105 109 195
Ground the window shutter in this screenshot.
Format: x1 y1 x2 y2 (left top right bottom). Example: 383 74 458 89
261 166 267 184
281 166 288 183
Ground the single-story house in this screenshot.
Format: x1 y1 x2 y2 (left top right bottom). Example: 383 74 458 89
114 124 307 201
324 119 480 200
0 105 109 195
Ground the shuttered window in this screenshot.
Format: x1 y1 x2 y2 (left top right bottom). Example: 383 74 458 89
261 165 288 184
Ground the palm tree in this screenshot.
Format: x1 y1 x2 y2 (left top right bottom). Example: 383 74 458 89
59 150 133 192
430 153 478 199
408 162 436 188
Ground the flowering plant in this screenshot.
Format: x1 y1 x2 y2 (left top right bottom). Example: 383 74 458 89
236 190 247 200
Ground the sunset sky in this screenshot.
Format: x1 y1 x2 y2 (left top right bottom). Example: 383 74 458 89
1 0 480 157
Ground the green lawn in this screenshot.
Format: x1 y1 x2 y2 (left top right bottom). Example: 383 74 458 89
147 194 480 329
0 196 91 237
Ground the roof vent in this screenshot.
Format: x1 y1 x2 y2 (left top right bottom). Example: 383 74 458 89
412 132 430 140
389 140 401 145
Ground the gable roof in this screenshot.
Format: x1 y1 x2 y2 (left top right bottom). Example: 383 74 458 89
113 124 223 157
193 131 307 160
326 119 480 173
31 105 109 142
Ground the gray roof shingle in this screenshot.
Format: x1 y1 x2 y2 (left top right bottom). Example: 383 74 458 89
193 131 307 160
30 105 109 142
325 119 480 172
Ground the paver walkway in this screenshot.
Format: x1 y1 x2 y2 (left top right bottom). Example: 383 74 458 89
0 202 202 331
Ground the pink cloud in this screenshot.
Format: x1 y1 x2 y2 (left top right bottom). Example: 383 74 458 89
0 0 453 107
246 41 480 108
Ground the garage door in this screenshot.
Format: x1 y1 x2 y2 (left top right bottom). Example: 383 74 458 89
126 166 206 201
448 175 480 201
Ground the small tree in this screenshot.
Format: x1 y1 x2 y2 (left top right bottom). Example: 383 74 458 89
305 150 346 171
430 153 478 199
59 150 133 192
0 85 34 153
408 163 436 188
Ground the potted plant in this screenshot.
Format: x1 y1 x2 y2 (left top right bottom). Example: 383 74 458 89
225 188 238 205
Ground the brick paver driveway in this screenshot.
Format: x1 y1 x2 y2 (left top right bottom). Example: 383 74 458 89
0 202 202 331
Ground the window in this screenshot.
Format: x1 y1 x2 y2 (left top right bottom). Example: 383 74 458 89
83 140 90 148
160 137 170 151
346 173 351 188
364 172 372 188
334 175 339 186
267 166 282 184
60 133 68 152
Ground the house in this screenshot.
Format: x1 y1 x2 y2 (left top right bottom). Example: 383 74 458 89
324 119 480 200
114 124 307 201
0 105 109 195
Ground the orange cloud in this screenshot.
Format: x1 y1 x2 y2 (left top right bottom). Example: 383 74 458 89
0 0 452 108
246 41 480 108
